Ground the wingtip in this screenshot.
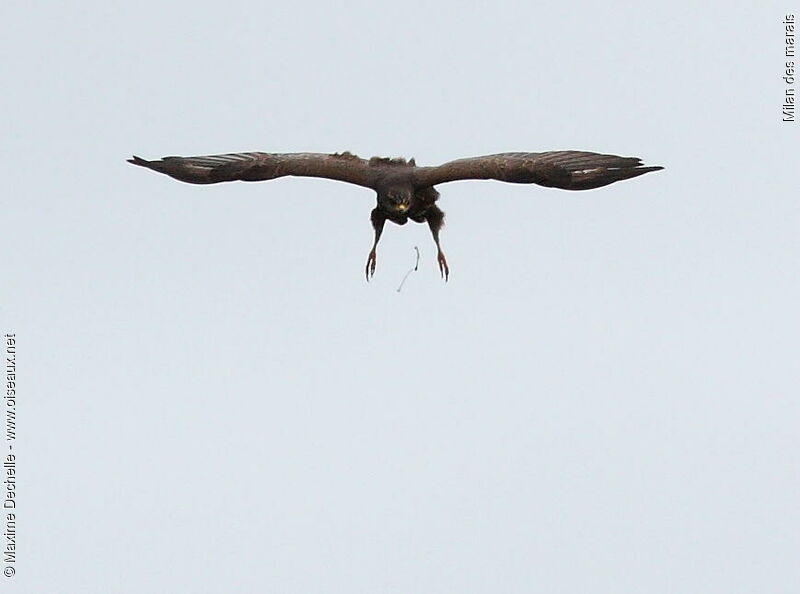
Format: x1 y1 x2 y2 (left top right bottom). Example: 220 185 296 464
127 155 148 166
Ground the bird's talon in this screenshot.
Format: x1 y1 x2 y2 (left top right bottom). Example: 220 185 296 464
365 250 377 282
437 252 449 282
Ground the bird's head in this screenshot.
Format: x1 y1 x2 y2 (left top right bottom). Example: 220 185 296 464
379 187 413 214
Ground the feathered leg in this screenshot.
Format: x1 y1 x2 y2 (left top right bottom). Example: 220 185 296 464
366 208 386 281
426 205 449 281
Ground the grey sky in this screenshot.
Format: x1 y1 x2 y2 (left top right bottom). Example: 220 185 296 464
3 1 798 592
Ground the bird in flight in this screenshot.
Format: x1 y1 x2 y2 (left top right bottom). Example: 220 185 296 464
128 150 662 281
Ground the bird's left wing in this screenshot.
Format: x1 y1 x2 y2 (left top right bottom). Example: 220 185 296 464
414 151 663 190
128 151 375 188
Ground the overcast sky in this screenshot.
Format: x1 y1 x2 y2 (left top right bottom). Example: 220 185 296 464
3 1 798 592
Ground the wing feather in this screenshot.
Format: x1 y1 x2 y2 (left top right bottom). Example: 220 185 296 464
127 152 374 188
415 151 663 190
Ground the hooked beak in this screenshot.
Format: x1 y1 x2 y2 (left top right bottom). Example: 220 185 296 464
395 203 409 213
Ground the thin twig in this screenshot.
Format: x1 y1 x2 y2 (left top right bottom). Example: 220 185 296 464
396 246 420 292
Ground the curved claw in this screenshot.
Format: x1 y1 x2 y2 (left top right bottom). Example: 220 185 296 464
437 251 450 282
365 249 377 282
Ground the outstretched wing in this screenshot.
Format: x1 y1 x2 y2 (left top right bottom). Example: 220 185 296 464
415 151 663 190
127 151 374 188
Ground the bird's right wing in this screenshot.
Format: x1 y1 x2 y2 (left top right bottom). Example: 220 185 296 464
127 151 375 188
415 151 663 190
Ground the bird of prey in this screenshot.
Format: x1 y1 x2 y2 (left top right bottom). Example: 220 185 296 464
128 150 662 281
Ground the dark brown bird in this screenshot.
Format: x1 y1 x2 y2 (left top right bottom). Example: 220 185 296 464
128 150 663 281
